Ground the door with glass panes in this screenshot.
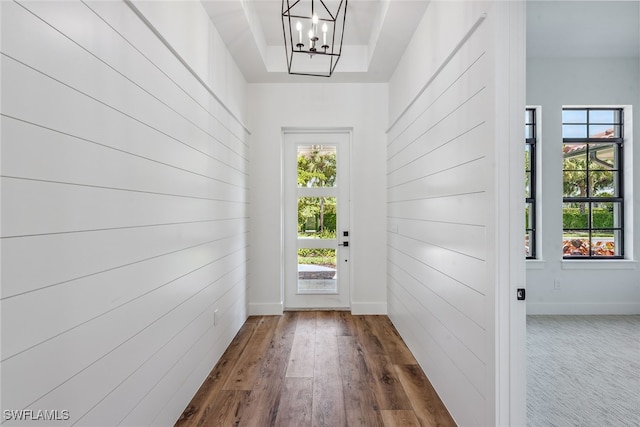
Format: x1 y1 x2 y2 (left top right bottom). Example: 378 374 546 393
283 130 350 309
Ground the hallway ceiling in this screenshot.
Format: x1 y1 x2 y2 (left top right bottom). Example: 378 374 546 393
201 1 640 83
200 0 430 83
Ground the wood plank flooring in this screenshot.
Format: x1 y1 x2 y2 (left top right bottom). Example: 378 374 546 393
175 312 456 427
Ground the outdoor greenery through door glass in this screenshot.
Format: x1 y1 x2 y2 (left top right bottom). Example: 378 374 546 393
297 145 337 268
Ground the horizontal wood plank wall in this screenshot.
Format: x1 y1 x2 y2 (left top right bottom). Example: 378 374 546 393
386 10 492 427
0 1 249 425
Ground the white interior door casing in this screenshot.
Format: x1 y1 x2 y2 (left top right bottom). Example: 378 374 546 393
283 130 351 309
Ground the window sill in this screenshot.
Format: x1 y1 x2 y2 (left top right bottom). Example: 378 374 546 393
561 260 638 270
526 260 546 270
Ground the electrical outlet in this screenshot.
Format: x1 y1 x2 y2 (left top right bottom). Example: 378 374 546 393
214 309 219 326
554 279 561 290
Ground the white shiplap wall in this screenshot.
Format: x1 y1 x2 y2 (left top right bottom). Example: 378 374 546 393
386 2 501 426
0 1 249 425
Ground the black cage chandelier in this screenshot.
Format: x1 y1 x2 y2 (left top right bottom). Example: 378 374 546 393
282 0 348 77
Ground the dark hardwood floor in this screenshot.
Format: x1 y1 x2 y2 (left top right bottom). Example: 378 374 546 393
175 311 456 427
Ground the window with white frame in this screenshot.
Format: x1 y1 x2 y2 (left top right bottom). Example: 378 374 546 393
562 107 624 258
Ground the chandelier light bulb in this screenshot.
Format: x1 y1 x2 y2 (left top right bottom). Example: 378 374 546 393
322 22 328 46
296 21 302 44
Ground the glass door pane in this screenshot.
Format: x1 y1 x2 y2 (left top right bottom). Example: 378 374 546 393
297 145 337 188
297 248 337 293
296 146 338 294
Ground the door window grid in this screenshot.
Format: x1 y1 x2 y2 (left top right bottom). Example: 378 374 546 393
297 144 338 293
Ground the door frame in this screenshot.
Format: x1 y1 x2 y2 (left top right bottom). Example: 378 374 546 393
281 127 352 310
494 1 527 425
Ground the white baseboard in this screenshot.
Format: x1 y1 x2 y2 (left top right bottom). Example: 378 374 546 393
248 302 283 316
249 302 387 315
351 302 388 315
527 302 640 315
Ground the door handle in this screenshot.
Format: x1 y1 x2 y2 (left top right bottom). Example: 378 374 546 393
338 241 349 247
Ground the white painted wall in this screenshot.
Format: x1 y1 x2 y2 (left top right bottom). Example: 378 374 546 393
0 1 249 425
247 83 388 315
526 57 640 314
387 1 526 426
131 0 247 124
